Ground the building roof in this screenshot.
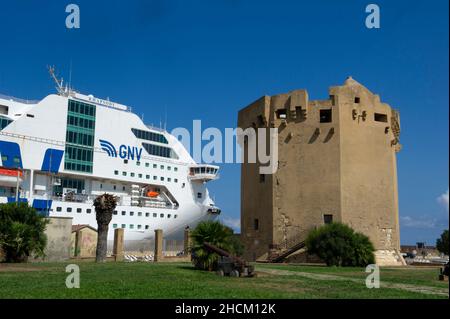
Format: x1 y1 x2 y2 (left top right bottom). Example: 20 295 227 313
72 224 97 232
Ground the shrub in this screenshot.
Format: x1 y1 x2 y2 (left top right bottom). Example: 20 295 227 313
305 222 375 267
190 221 240 271
436 230 449 255
0 203 49 262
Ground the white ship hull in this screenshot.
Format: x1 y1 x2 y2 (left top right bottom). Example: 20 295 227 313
0 89 221 243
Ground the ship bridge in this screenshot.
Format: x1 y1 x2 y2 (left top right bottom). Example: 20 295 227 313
188 164 219 182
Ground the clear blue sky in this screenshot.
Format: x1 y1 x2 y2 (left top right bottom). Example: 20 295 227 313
0 0 448 245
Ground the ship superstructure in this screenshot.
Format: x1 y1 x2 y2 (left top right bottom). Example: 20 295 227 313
0 73 220 244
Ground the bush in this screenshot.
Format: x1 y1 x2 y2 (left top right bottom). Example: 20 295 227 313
190 221 241 271
305 222 375 267
0 203 49 262
436 230 449 255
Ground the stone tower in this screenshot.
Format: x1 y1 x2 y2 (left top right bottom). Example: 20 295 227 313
237 77 404 265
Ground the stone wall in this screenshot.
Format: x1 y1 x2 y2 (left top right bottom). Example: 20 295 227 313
34 217 73 262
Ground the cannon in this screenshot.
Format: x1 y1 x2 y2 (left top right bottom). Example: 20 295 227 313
203 242 256 277
439 262 449 281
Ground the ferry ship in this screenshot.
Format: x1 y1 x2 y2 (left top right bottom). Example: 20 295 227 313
0 69 221 245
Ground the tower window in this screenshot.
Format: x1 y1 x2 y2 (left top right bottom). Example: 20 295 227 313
259 174 265 183
320 109 332 123
197 192 202 199
374 113 388 123
254 218 259 230
276 109 287 119
324 214 333 224
354 97 360 103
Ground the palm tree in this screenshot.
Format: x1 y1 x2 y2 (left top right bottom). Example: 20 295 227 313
93 193 118 262
190 221 241 271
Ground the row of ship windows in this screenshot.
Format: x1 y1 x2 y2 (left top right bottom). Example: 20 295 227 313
55 206 177 219
123 160 178 172
114 170 178 183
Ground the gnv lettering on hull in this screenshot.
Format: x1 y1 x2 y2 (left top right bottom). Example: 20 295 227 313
99 139 142 162
119 145 142 161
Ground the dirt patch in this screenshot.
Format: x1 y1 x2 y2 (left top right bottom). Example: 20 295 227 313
0 265 41 272
257 268 449 297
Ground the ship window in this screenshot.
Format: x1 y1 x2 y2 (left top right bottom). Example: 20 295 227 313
153 176 157 180
145 163 149 167
153 213 157 217
167 166 171 171
324 214 333 224
129 224 134 229
374 113 388 123
354 97 360 103
168 214 171 218
114 170 119 175
168 178 171 182
130 212 134 216
26 114 35 118
145 225 149 230
130 173 135 177
146 175 150 179
174 215 178 219
121 224 126 228
113 210 118 215
254 219 259 230
131 128 168 144
124 159 128 164
160 214 164 218
56 207 62 212
138 212 142 217
142 143 176 159
122 172 127 176
174 167 178 172
67 207 72 212
100 184 103 189
145 213 149 217
113 185 116 190
113 224 117 228
136 161 141 166
160 177 164 181
122 186 126 191
138 174 142 178
320 109 332 123
174 179 178 183
1 155 7 161
153 164 157 168
160 165 164 169
77 208 82 213
121 211 126 216
87 209 91 214
137 225 142 229
197 192 202 199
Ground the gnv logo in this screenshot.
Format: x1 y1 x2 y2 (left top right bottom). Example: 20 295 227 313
99 139 143 161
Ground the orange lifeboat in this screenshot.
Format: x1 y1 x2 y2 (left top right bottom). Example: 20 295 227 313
146 191 159 198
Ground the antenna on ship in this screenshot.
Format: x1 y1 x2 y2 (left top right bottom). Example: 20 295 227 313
47 65 67 96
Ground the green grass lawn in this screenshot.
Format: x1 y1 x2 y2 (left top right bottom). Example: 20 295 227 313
0 261 447 299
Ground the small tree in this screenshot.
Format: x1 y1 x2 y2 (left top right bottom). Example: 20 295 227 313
93 194 118 262
190 221 239 271
436 230 449 256
0 203 49 262
306 222 375 267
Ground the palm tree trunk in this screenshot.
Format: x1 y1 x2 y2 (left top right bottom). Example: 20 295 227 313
96 224 109 262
